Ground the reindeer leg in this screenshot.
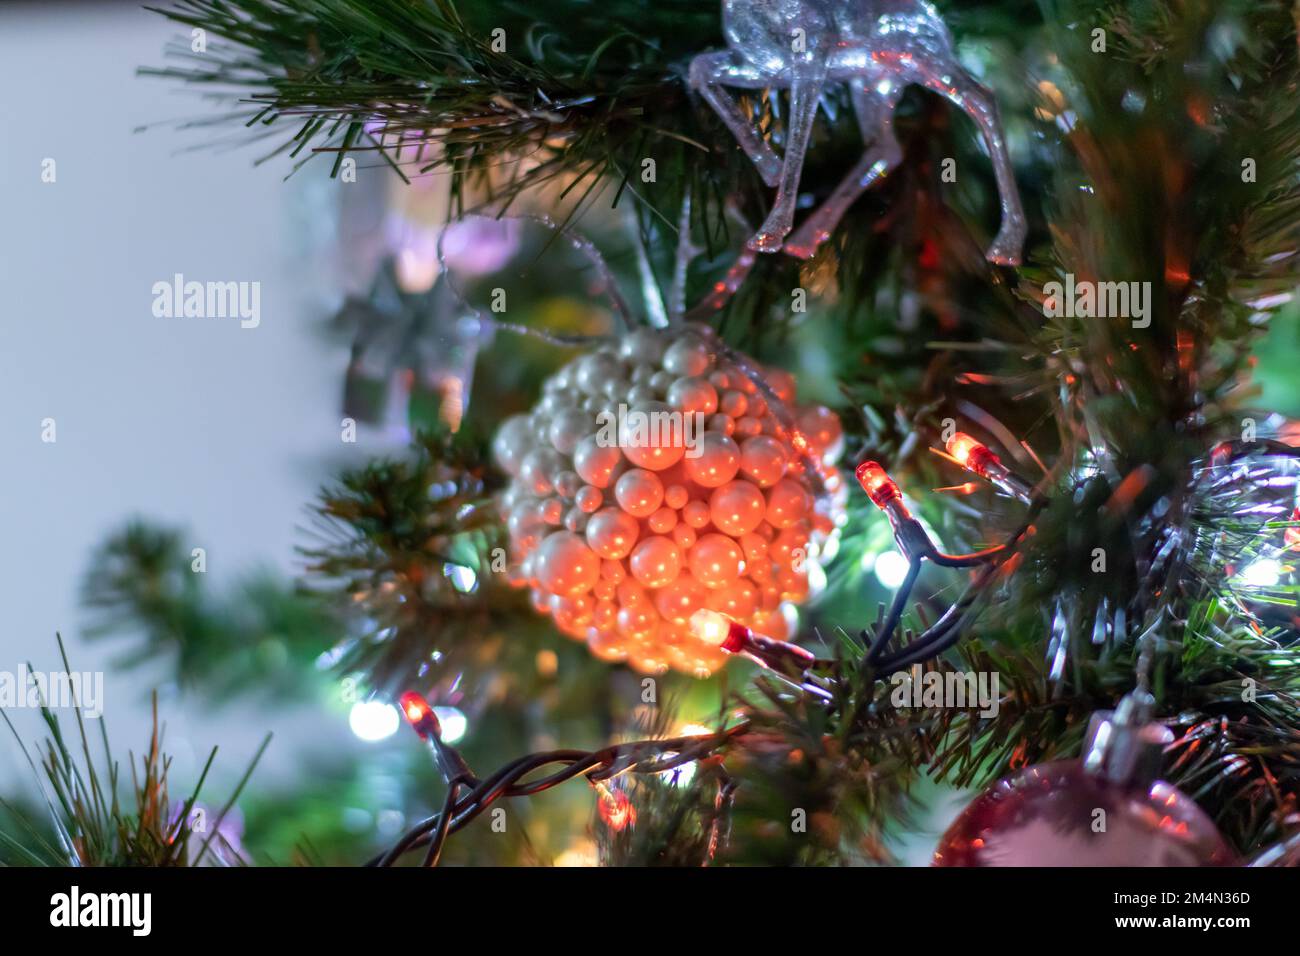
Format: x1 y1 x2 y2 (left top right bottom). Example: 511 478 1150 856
923 72 1027 265
689 51 782 187
784 84 902 259
750 69 825 253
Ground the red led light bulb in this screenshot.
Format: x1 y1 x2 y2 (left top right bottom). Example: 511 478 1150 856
690 609 749 653
399 691 438 736
596 786 636 831
946 432 1001 477
856 461 902 509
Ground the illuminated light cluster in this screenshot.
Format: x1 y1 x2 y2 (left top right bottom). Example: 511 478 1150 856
349 701 400 742
433 706 468 744
872 550 912 588
493 324 846 677
855 461 926 577
1237 558 1284 589
395 686 447 738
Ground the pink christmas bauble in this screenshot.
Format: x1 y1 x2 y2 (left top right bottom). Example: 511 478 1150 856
933 760 1240 867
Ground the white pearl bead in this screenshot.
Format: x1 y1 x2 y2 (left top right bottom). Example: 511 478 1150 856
492 415 534 476
520 448 564 495
548 408 591 455
508 501 544 546
663 337 712 377
539 391 577 415
585 508 641 560
709 479 766 536
705 413 735 436
667 376 718 415
626 384 657 406
683 433 740 488
573 435 624 489
618 328 666 364
535 531 600 596
739 435 788 486
575 352 623 394
540 498 564 525
620 400 686 471
614 468 665 517
554 470 582 499
564 507 588 533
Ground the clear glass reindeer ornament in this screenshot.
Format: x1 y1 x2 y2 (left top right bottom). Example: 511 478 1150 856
689 0 1027 265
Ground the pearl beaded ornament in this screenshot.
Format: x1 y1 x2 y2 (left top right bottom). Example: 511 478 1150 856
493 324 845 676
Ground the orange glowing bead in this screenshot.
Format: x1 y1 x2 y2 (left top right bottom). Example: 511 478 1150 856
597 788 636 831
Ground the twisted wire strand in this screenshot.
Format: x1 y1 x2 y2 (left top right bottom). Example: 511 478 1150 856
372 726 749 866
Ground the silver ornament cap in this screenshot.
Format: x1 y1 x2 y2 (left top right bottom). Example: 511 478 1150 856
1081 689 1175 790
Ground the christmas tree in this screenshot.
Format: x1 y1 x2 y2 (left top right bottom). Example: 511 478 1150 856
5 0 1300 875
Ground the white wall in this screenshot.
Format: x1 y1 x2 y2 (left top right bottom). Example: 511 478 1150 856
0 1 378 791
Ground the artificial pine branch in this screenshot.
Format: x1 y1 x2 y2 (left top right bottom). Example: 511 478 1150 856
1 638 269 866
82 520 341 701
302 426 561 694
145 0 1049 329
144 0 731 218
904 0 1300 854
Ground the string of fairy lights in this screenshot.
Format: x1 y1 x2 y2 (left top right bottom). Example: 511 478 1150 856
373 424 1072 865
369 378 1298 865
371 694 749 866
